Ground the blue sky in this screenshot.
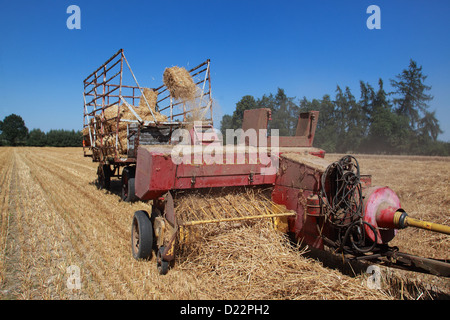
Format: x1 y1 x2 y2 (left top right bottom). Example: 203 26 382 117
1 0 449 141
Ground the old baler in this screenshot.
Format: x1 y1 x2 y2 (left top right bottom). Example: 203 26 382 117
83 50 450 276
131 108 450 276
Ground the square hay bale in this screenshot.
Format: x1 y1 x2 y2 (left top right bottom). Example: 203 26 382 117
92 102 168 156
139 88 158 109
82 126 89 136
163 66 197 101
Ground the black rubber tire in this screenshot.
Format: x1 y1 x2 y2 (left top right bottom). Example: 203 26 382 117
122 167 137 202
98 164 111 190
127 177 136 201
157 246 169 275
131 211 153 260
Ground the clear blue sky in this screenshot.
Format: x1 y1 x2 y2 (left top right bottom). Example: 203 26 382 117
1 0 449 141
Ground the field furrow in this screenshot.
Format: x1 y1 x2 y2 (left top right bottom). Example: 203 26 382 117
0 149 14 288
7 147 206 299
18 150 142 299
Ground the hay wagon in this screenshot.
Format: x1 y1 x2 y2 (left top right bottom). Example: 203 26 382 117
83 50 450 276
82 49 214 200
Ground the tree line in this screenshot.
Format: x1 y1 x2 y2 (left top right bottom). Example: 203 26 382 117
220 60 449 156
0 114 82 147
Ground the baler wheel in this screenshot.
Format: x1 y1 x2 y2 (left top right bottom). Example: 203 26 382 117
131 211 153 260
157 246 169 275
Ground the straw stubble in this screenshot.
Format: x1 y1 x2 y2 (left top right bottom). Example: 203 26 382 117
1 148 447 300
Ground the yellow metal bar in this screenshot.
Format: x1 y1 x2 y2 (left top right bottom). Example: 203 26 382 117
260 200 285 215
405 217 450 235
180 212 296 227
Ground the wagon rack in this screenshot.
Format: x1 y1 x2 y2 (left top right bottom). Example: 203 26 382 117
82 48 213 194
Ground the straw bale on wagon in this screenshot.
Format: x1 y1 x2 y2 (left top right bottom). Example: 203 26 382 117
163 66 197 101
90 89 167 156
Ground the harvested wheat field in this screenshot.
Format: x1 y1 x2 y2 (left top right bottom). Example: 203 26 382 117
0 147 448 300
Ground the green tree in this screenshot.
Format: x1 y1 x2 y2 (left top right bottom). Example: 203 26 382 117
27 128 47 146
46 129 82 147
224 95 259 130
0 114 28 146
220 61 447 156
269 88 298 136
256 93 276 111
220 95 258 144
231 95 259 129
360 79 410 154
390 59 434 130
219 114 233 140
390 60 443 152
333 86 366 153
418 110 442 142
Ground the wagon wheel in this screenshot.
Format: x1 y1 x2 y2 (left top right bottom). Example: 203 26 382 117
97 164 111 190
131 211 153 260
157 246 169 275
122 167 137 202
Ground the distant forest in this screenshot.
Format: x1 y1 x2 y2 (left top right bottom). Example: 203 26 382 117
220 59 450 156
0 113 82 147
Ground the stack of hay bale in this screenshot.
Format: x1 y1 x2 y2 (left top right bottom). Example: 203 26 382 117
89 88 167 156
84 65 200 156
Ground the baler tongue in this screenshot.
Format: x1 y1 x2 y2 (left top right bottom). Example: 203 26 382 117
402 216 450 235
174 188 296 228
376 206 450 235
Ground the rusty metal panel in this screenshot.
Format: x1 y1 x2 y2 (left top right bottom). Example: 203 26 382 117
241 109 320 148
269 136 312 147
271 185 324 249
135 146 177 200
240 108 271 146
295 111 319 141
174 173 275 189
271 185 303 233
275 154 327 191
176 162 265 178
136 145 277 200
360 174 372 188
242 108 271 132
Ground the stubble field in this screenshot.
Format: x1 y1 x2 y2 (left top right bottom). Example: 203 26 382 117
0 147 448 300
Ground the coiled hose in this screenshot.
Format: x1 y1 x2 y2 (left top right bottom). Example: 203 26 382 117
320 155 377 254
